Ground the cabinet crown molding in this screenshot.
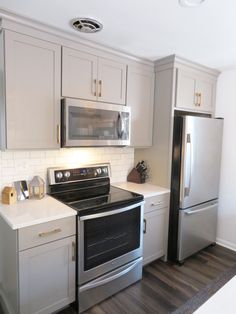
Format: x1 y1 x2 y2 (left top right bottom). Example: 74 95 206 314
154 54 220 77
0 8 154 67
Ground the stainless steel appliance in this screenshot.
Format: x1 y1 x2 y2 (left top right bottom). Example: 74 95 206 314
48 165 144 313
61 98 131 147
168 115 223 263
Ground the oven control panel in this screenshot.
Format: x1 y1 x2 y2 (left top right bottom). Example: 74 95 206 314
48 165 109 184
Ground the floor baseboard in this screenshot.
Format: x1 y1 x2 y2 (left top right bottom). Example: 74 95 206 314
216 238 236 251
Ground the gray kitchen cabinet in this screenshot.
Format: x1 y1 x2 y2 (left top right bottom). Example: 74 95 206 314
143 192 170 265
0 216 76 314
62 46 127 105
135 55 220 188
0 30 61 149
176 67 215 113
19 236 75 314
127 65 155 147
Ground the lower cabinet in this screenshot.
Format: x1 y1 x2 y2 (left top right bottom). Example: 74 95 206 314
0 216 76 314
142 193 170 266
143 209 166 265
19 236 75 314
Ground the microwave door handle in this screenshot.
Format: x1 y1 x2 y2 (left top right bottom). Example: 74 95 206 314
116 113 123 139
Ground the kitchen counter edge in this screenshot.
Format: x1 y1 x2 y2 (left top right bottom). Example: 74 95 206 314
0 195 77 230
112 182 170 198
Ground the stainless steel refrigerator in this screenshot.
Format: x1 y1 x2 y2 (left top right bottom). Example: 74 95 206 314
168 115 223 263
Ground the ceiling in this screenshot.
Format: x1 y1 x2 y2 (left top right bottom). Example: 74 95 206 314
0 0 235 69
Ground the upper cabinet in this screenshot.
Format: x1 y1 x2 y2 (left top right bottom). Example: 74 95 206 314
1 30 61 150
127 65 154 147
134 55 220 188
62 47 127 105
176 67 215 113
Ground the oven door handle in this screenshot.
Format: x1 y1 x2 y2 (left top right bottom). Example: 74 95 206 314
79 257 142 293
79 201 144 221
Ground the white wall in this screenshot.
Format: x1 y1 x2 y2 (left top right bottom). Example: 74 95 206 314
0 147 134 196
215 69 236 250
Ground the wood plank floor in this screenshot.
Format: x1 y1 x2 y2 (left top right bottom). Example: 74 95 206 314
59 245 236 314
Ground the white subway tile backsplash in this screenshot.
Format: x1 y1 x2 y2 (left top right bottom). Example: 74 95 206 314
0 147 134 195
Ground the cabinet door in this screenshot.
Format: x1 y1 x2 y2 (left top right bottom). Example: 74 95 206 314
143 209 166 265
62 47 97 101
195 77 214 113
176 68 197 110
4 30 61 149
176 68 215 114
127 66 154 147
19 236 76 314
98 58 127 105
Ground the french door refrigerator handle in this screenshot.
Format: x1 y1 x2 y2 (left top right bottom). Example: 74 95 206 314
184 133 193 197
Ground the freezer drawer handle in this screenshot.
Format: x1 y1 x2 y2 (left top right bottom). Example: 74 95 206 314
185 204 217 215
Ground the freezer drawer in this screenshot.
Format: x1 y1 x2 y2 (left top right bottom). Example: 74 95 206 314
177 201 218 262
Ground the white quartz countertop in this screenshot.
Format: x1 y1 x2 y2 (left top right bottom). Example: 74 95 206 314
112 182 170 198
0 195 77 230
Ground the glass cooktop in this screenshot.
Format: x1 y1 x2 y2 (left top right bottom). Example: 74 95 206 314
50 185 143 217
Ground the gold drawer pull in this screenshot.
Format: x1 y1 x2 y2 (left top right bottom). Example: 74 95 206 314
151 202 162 206
38 228 62 237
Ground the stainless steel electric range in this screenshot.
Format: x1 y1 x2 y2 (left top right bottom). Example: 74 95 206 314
48 164 144 313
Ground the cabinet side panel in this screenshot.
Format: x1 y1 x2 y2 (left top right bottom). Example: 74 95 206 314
135 69 174 187
0 217 18 314
0 30 6 149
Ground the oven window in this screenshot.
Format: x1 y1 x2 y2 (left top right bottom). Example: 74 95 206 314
84 206 141 271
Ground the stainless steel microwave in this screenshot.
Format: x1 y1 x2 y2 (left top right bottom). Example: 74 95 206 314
61 98 131 147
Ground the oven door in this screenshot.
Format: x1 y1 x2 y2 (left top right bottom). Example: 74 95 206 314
78 202 144 285
61 98 131 147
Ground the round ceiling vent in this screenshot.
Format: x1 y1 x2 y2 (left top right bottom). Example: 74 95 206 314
71 18 103 33
179 0 205 6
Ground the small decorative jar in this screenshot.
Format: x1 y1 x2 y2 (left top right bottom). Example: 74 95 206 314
29 176 45 199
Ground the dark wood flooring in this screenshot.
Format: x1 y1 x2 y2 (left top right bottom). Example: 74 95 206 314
60 245 236 314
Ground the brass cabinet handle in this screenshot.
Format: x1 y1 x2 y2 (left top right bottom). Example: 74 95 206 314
38 228 62 237
98 80 102 97
57 124 61 144
199 93 202 106
72 241 76 262
93 79 97 96
143 219 147 234
195 93 199 107
195 93 201 107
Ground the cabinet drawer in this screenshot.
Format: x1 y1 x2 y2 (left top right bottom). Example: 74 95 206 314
18 216 76 251
144 193 170 214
